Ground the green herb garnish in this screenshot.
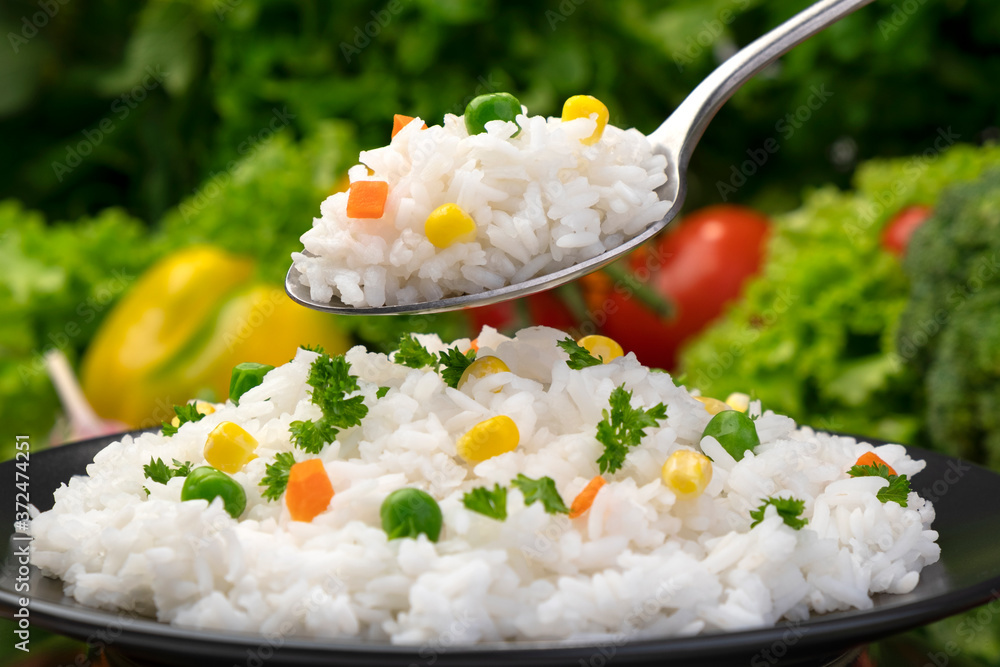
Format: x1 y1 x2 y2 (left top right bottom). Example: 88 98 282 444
391 335 480 389
595 385 667 474
393 333 438 369
462 484 508 520
438 346 476 388
877 475 911 506
260 451 297 501
143 457 193 485
848 463 911 507
512 474 569 515
376 386 390 398
289 418 339 455
161 404 208 436
847 462 893 479
289 353 369 454
311 354 369 423
557 337 602 370
750 496 809 530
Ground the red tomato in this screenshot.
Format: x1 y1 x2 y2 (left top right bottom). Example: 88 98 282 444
526 290 578 331
466 289 577 335
466 299 516 332
881 205 933 256
599 205 770 371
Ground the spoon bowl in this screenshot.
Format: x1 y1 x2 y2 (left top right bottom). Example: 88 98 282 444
286 147 684 316
286 0 873 316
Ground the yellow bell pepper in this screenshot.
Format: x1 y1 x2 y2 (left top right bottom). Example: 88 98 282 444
81 245 351 428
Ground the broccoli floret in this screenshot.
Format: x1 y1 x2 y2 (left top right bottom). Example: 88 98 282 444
897 168 1000 465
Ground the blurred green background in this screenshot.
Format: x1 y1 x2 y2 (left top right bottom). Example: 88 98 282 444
1 0 999 664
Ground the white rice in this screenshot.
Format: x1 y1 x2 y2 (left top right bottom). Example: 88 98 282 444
291 112 671 307
30 326 939 644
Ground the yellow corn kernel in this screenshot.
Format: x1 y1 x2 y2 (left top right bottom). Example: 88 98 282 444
694 396 731 415
456 415 519 463
725 392 751 413
561 95 610 145
577 335 624 363
458 355 511 392
171 400 216 427
661 450 713 498
424 203 477 248
204 421 259 473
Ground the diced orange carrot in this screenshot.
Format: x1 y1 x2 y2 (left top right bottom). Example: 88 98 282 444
391 114 427 139
346 181 389 219
854 451 896 476
468 338 479 353
285 459 334 522
569 476 607 519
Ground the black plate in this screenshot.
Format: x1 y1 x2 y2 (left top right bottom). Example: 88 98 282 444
2 433 999 666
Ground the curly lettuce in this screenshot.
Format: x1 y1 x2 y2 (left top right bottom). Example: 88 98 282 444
680 143 1000 446
0 201 160 459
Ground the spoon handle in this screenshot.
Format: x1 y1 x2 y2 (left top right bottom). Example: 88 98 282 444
647 0 875 166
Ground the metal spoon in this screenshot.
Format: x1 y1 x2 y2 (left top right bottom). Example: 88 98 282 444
286 0 874 316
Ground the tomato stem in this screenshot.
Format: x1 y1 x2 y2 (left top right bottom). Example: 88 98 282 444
556 283 591 326
512 296 532 332
601 263 674 319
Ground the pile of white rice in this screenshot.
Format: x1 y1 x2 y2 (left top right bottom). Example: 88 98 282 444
291 111 671 307
30 326 939 644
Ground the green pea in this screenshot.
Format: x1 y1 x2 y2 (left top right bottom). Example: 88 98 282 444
229 362 275 405
464 93 522 137
702 411 760 462
380 488 443 542
181 466 247 518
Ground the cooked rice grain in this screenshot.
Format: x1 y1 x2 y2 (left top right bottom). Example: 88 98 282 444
30 327 939 643
292 113 671 307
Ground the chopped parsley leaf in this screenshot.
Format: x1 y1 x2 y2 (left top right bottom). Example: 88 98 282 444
143 457 193 485
877 474 911 506
289 418 339 454
595 385 667 474
512 474 569 515
848 463 910 507
290 353 369 454
750 496 809 530
847 462 893 479
557 338 602 370
462 484 508 521
260 452 297 501
393 334 438 369
161 403 207 437
438 347 476 388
